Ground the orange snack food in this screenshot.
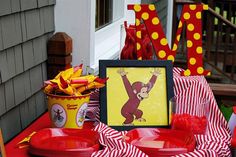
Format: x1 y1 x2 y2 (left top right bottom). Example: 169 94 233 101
43 64 107 96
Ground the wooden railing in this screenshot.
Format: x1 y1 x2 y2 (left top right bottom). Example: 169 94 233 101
173 0 236 83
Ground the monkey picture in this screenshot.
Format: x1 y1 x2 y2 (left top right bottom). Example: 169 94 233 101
53 109 64 122
117 68 161 126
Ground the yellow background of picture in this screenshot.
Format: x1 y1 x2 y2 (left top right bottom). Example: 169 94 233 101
106 67 168 126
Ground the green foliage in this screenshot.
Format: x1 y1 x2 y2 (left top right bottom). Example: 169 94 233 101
220 104 233 122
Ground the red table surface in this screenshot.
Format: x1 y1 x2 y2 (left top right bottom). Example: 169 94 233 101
5 112 95 157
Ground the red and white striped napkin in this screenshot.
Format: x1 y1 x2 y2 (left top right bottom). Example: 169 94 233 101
89 68 231 157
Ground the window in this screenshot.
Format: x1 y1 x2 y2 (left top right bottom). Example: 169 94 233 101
92 0 139 73
96 0 124 30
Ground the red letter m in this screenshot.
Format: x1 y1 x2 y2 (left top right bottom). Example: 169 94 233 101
128 4 210 76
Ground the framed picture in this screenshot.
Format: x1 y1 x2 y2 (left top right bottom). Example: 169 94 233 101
99 60 174 131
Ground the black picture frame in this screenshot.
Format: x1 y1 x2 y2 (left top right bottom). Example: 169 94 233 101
99 60 174 131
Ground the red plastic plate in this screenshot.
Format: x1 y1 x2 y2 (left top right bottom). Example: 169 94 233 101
29 128 100 157
124 128 196 157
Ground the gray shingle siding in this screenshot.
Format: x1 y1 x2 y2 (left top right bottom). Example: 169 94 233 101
0 106 22 141
25 10 42 40
22 41 34 71
5 79 15 111
38 0 49 8
0 51 9 82
48 0 56 5
1 14 22 49
11 0 21 13
0 0 55 142
35 91 47 117
42 6 55 33
0 84 6 116
23 71 31 99
13 73 26 105
14 45 24 75
0 1 11 16
0 20 3 51
20 0 38 11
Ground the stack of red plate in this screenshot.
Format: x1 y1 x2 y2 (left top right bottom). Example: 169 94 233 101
124 128 196 157
29 128 100 157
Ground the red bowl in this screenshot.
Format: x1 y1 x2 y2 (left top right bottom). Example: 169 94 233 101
29 128 100 157
124 128 196 157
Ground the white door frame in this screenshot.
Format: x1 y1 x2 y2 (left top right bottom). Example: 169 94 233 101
167 0 174 47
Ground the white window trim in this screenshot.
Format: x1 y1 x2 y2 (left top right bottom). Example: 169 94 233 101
89 0 141 74
55 0 173 74
55 0 95 73
55 0 140 74
167 0 174 47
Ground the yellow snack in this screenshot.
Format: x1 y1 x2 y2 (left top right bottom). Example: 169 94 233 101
70 64 83 78
54 71 62 79
60 68 74 80
56 76 74 95
77 82 105 93
43 64 107 96
74 90 82 96
77 75 97 83
44 84 54 94
58 84 74 96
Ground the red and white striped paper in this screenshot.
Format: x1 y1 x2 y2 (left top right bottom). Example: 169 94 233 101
89 68 231 157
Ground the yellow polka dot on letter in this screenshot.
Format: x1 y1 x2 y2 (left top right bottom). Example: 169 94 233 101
187 24 194 31
196 46 202 54
136 18 140 26
136 43 141 50
152 17 159 25
203 5 208 10
151 32 159 40
196 12 201 19
149 4 155 11
184 69 191 76
177 35 181 41
189 57 196 65
189 5 196 10
142 12 149 20
187 40 193 48
178 21 183 28
194 33 200 40
197 67 204 74
160 38 168 46
173 44 178 51
134 5 141 12
207 72 211 76
136 31 141 39
158 50 166 58
167 55 175 62
184 12 190 20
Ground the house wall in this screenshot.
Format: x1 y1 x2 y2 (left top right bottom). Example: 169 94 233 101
142 0 168 33
0 0 55 142
55 0 141 71
142 0 173 45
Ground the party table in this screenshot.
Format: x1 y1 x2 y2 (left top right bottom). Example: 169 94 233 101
5 113 95 157
91 68 231 157
5 68 231 157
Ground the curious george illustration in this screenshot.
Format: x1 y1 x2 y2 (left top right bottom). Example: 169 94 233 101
53 109 64 122
117 68 161 126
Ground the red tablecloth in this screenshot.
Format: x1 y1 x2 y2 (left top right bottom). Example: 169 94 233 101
5 113 94 157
